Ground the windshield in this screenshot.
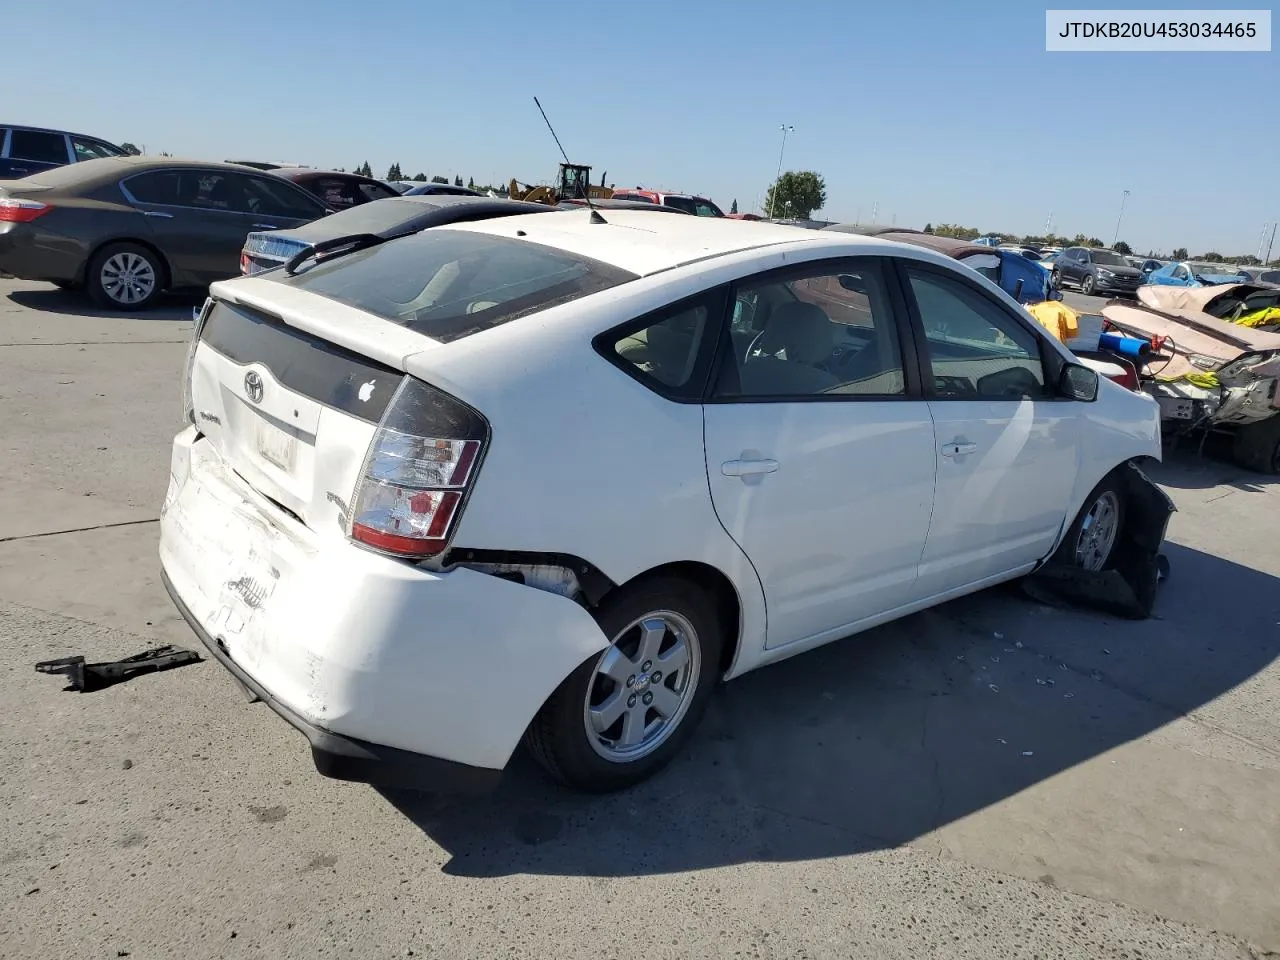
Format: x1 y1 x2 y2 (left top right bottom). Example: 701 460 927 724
274 229 637 343
1192 263 1240 276
1091 250 1130 267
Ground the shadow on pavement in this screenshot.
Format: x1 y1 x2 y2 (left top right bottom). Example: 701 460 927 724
1148 445 1276 492
381 540 1279 877
5 285 200 321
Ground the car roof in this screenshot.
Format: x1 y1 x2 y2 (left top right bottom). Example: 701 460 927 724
271 168 380 183
443 207 896 276
1 123 120 143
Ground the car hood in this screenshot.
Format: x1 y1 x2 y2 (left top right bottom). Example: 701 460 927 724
1102 298 1280 378
1095 263 1141 277
1138 283 1276 316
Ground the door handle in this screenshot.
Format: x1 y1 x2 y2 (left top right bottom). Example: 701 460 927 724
142 210 174 219
252 223 279 229
940 441 978 458
722 458 779 477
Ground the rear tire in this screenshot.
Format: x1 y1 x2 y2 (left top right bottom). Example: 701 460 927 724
525 575 723 793
87 242 163 310
1231 417 1280 475
1053 473 1126 571
1050 268 1062 290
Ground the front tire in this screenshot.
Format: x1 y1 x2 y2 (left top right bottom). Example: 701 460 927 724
87 242 163 310
1232 417 1280 474
525 575 723 792
1081 273 1096 296
1053 473 1126 571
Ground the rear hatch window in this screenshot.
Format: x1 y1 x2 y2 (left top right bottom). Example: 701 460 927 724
271 229 637 343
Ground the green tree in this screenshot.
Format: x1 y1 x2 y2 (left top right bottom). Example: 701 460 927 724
923 223 933 234
730 198 739 214
764 171 826 220
452 175 462 187
386 162 404 181
933 223 980 240
353 161 372 177
468 177 476 190
1113 240 1132 256
1172 247 1189 260
119 142 141 156
413 172 428 181
431 175 448 184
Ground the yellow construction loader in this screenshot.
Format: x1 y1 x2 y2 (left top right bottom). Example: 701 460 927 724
509 163 613 205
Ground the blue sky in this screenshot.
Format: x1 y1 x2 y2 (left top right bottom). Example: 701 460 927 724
4 0 1275 255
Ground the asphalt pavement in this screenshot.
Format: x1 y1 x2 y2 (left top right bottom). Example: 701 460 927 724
1 279 1277 959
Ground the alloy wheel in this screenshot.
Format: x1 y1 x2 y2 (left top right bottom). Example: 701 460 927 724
582 610 702 763
1075 490 1120 570
100 252 157 305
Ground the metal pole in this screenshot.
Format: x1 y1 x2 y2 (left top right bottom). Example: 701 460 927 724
1112 189 1130 247
1257 222 1270 262
1266 221 1278 266
871 201 879 221
767 124 793 219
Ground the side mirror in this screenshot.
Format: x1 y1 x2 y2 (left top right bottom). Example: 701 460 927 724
1059 362 1099 401
838 274 867 294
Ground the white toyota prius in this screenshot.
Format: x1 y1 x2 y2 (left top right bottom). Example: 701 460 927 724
160 209 1163 793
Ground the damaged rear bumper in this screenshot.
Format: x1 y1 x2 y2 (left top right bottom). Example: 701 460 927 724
158 427 611 793
162 567 501 794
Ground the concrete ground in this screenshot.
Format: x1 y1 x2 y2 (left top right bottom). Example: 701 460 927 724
1 279 1277 960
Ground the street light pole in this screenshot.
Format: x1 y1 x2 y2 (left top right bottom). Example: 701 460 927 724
1113 189 1130 247
767 123 793 219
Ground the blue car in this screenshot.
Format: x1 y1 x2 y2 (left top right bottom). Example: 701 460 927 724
820 225 1058 303
1146 260 1249 287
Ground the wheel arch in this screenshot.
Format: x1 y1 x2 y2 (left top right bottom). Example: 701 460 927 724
81 237 174 290
608 560 744 681
1045 454 1160 561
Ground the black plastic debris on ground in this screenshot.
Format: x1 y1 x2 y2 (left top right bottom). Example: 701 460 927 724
1021 461 1175 620
35 645 202 692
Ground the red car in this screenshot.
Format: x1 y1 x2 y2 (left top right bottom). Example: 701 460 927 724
267 168 401 211
609 188 724 217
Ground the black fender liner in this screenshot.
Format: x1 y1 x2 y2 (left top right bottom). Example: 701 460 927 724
1022 460 1175 619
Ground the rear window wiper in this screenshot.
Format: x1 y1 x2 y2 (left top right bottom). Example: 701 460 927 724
283 233 394 276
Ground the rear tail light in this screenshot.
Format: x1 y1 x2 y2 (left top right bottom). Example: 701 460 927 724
1106 367 1140 392
0 198 51 222
183 297 214 425
239 252 251 275
349 377 489 558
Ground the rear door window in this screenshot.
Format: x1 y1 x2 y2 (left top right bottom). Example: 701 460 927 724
244 176 326 219
663 197 698 215
358 180 399 202
276 228 637 342
9 130 70 165
309 177 362 209
71 137 124 161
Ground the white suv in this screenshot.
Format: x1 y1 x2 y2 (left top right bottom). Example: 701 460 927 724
160 210 1163 793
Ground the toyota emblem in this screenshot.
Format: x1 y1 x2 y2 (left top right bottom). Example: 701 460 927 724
244 371 264 404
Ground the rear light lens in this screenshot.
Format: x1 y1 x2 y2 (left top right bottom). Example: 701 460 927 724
183 297 214 425
0 198 51 222
239 252 251 275
349 378 488 558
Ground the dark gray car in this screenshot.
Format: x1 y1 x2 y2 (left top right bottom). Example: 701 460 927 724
1053 246 1143 297
0 156 330 309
